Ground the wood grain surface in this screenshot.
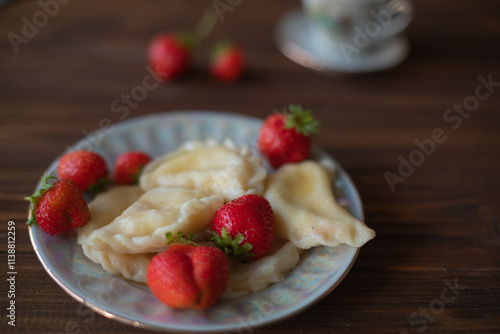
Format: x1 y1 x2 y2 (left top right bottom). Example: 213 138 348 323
1 0 499 333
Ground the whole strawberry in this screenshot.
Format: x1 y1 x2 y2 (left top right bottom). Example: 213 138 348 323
210 41 245 82
148 33 192 81
26 173 91 236
58 150 108 192
257 104 320 169
147 243 229 309
114 151 151 185
211 194 275 261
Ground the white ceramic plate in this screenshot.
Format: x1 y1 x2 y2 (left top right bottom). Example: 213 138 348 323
29 111 363 333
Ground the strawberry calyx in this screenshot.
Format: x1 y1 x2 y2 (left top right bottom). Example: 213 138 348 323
165 231 197 246
25 172 57 226
284 104 320 136
87 176 109 194
176 33 198 51
210 227 255 262
210 40 234 60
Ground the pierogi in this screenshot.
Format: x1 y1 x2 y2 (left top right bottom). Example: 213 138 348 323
140 139 267 202
86 187 223 254
264 161 376 249
223 238 301 299
77 139 375 302
77 186 151 283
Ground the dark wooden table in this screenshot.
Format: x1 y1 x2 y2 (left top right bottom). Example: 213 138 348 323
1 0 499 333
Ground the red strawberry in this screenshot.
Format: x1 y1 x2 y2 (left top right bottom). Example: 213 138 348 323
257 104 320 169
58 150 108 192
114 151 151 185
147 243 229 309
26 173 91 236
148 33 193 81
210 41 245 82
210 194 275 261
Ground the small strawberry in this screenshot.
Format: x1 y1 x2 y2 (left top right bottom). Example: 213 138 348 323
148 33 194 81
113 151 152 185
58 150 108 192
147 237 229 309
26 173 91 236
257 104 320 169
210 194 275 261
210 41 245 82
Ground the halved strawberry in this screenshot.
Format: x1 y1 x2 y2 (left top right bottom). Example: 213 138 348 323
147 232 229 309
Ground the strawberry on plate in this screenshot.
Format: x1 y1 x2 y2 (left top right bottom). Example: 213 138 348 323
147 240 229 310
148 33 193 81
210 194 275 261
58 150 109 192
26 173 91 236
257 104 320 169
210 41 245 82
113 151 152 185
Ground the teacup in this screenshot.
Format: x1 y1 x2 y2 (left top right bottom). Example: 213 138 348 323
302 0 413 59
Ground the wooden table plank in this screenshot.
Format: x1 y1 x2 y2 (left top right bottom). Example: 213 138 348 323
1 0 499 333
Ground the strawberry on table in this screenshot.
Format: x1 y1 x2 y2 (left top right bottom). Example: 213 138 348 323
257 104 320 169
58 150 109 192
210 40 245 82
147 240 229 309
26 173 91 236
148 33 193 81
210 194 275 261
113 151 151 185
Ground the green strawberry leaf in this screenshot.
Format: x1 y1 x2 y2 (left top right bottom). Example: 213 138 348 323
88 176 109 194
165 231 197 246
210 227 255 262
210 40 233 60
25 172 57 226
285 104 320 136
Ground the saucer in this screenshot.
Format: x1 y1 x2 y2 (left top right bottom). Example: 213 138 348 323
275 8 410 74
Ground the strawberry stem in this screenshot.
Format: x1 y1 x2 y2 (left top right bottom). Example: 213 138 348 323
285 104 320 136
193 7 219 44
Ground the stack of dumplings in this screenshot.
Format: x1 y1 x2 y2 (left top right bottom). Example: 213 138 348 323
77 139 375 298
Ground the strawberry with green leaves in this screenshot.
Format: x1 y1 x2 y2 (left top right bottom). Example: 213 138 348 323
147 232 229 309
58 150 109 192
148 34 194 81
210 41 245 82
210 194 275 261
258 104 320 169
113 151 151 185
26 173 91 236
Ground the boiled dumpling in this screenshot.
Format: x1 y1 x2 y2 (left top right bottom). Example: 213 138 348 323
139 139 267 202
264 161 375 249
223 239 301 299
77 186 152 283
86 187 223 254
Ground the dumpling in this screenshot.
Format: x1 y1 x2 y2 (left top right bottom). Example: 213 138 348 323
77 186 152 283
222 239 301 299
264 161 376 249
86 187 223 254
139 139 267 202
